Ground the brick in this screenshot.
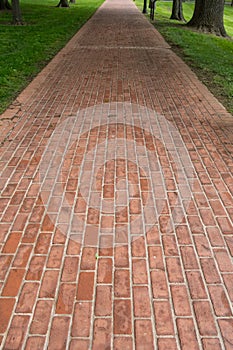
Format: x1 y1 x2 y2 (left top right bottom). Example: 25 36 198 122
2 268 25 296
135 319 153 349
222 274 233 302
16 282 39 313
13 245 33 267
97 258 112 283
131 237 146 257
157 338 177 349
35 233 52 254
95 285 112 316
217 217 233 234
47 245 64 268
71 302 92 337
47 316 70 350
132 259 148 284
0 255 12 280
80 247 97 270
114 300 132 334
151 270 169 299
193 235 211 257
114 269 130 297
200 258 221 284
39 270 59 298
4 315 29 350
25 337 46 350
146 225 160 245
214 249 233 272
193 301 217 335
180 246 199 269
26 256 46 280
92 318 112 350
77 272 95 300
30 300 53 334
0 298 15 333
175 225 192 244
2 232 21 253
202 338 222 350
133 286 151 317
218 319 233 350
61 256 79 282
208 285 232 316
153 300 174 335
206 227 224 246
186 271 207 299
162 235 179 256
148 246 164 270
66 235 81 254
114 245 129 267
99 235 113 256
171 285 191 316
56 283 76 314
69 339 89 350
166 257 184 283
177 318 199 350
114 337 133 350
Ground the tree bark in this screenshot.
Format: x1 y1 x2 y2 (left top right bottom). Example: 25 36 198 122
0 0 11 10
56 0 69 7
142 0 147 14
187 0 227 37
170 0 185 21
12 0 23 24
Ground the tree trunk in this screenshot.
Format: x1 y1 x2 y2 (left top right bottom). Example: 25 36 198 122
56 0 69 7
187 0 227 37
70 0 75 3
0 0 11 10
170 0 185 21
142 0 147 14
12 0 23 24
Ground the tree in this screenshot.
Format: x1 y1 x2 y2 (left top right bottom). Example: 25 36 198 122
56 0 69 7
12 0 23 24
0 0 11 10
170 0 185 21
187 0 227 37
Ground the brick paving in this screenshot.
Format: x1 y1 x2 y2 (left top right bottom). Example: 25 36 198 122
0 0 233 348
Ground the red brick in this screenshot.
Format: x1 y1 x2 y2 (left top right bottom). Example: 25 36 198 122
0 298 15 333
47 316 70 350
56 283 76 314
162 235 179 256
114 269 130 297
131 237 146 257
202 338 222 350
13 245 33 267
2 268 25 296
77 272 95 300
26 256 46 280
69 339 89 350
61 256 79 282
99 234 113 256
146 225 160 244
4 315 29 350
114 300 132 334
151 270 169 299
148 246 164 270
22 224 39 243
222 274 233 302
71 302 92 337
214 249 233 272
80 247 97 270
114 337 133 350
208 285 232 316
0 255 12 279
157 338 177 349
132 258 148 284
180 246 199 269
171 285 191 316
166 257 184 283
193 301 217 335
133 286 151 317
193 235 211 257
47 245 64 268
175 225 192 244
114 245 129 267
39 270 59 298
218 319 233 350
200 258 221 284
154 300 174 335
30 300 53 334
135 319 153 349
66 236 81 255
95 285 112 316
177 318 199 350
186 271 207 299
217 217 233 234
25 337 46 350
92 318 112 350
35 233 52 254
97 258 112 283
16 282 39 313
2 232 21 253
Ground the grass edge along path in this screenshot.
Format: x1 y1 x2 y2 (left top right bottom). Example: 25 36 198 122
136 0 233 114
0 0 104 114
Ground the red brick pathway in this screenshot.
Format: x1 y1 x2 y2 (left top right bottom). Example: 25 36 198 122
0 0 233 348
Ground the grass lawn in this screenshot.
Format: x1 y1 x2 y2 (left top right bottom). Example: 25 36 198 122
0 0 104 114
137 1 233 114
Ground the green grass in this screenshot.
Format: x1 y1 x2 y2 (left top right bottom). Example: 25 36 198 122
0 0 104 114
137 1 233 114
